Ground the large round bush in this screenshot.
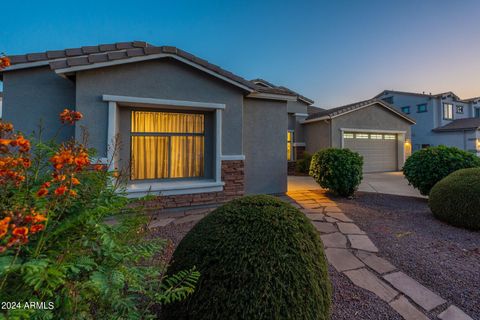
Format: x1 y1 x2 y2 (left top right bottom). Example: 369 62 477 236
309 148 363 197
429 168 480 230
403 145 480 196
162 195 331 320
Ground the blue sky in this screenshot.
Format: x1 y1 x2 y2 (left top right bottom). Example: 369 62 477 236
1 0 480 107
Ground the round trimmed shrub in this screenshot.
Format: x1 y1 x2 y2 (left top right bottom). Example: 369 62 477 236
403 146 480 196
309 148 363 197
429 168 480 230
162 195 331 320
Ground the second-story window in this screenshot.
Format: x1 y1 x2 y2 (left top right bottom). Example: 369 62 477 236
417 104 427 113
382 96 394 104
475 108 480 118
456 105 464 114
401 106 410 114
443 103 453 120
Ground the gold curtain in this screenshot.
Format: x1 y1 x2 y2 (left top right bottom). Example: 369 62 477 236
130 111 205 180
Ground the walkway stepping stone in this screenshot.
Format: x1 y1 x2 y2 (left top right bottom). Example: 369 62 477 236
174 214 205 225
302 208 324 214
348 235 379 252
389 296 429 320
148 218 175 229
324 212 353 222
305 213 325 221
312 222 336 233
325 217 339 223
344 268 398 303
384 271 446 312
356 251 396 274
324 206 342 213
301 202 323 209
321 232 347 248
325 248 364 272
337 222 366 235
438 305 473 320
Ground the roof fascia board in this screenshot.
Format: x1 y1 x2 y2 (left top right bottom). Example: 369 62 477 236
302 116 331 124
328 102 415 124
246 92 297 101
55 53 254 93
102 94 226 110
3 60 51 71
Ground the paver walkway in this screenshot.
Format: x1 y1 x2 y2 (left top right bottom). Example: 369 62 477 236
285 189 473 320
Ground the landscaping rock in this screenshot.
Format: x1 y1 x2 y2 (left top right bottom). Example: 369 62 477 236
173 214 205 225
325 248 364 272
148 218 175 229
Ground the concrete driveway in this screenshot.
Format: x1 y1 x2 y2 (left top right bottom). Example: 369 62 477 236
288 172 425 198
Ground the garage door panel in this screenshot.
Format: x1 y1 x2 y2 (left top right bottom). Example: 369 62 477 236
344 132 397 173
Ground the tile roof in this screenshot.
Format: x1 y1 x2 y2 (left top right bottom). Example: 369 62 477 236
305 98 415 123
307 105 325 115
432 118 480 132
3 42 297 98
375 90 463 101
250 78 314 104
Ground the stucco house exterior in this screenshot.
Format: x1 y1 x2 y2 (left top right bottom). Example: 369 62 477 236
303 99 415 172
0 92 3 118
375 90 480 155
0 41 309 206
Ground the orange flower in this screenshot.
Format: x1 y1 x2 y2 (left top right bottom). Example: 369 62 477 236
0 246 6 253
36 188 49 197
60 109 83 125
32 214 47 223
42 182 51 188
71 177 80 185
0 225 8 238
12 227 28 237
0 139 11 146
69 189 77 197
94 164 104 171
30 224 45 234
54 185 67 196
0 57 11 68
15 136 30 153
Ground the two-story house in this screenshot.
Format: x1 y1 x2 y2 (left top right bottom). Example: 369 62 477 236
375 90 480 155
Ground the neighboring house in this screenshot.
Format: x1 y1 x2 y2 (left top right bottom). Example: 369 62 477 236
0 41 309 205
0 92 3 118
375 90 480 155
303 99 415 173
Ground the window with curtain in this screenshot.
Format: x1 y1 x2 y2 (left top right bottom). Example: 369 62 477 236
130 111 205 180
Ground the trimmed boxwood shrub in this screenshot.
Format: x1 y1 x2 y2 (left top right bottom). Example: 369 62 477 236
296 152 313 174
403 146 480 196
309 148 363 197
162 195 331 320
429 168 480 230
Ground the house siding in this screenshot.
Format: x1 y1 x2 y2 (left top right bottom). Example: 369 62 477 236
2 66 75 141
304 120 331 154
244 98 287 194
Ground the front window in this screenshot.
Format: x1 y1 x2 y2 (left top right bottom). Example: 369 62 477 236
456 105 464 114
287 131 294 161
443 103 453 120
417 104 427 113
130 111 205 180
382 96 394 104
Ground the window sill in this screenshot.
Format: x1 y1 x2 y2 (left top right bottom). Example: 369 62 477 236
126 179 225 198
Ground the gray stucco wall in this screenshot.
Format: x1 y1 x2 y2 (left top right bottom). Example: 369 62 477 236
74 59 245 157
243 98 287 194
287 100 308 114
304 120 331 154
2 66 75 141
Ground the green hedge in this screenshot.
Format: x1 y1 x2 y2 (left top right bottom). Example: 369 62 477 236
296 152 313 174
162 195 331 320
429 168 480 230
309 148 363 197
403 145 480 196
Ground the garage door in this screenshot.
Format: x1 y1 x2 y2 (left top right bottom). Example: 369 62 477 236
343 132 398 173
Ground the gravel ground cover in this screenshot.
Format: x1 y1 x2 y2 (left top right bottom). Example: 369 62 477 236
335 192 480 319
151 217 401 320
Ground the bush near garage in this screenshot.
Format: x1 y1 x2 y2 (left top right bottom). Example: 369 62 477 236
296 152 313 174
429 168 480 230
162 195 332 320
403 145 480 196
309 148 363 197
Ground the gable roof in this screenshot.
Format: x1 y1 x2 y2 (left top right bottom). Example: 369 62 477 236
304 98 416 124
375 90 464 101
432 118 480 132
1 42 297 100
307 105 325 115
250 78 314 105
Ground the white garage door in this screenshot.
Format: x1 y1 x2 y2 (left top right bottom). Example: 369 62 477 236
343 132 398 173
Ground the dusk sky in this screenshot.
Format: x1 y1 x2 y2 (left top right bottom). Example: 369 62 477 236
1 0 479 107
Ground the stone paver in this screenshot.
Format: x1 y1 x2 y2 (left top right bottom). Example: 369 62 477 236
148 218 175 229
325 248 364 272
312 222 336 233
324 212 353 222
356 251 396 274
384 271 446 312
438 305 473 320
324 206 342 213
301 202 323 209
337 222 366 235
325 217 339 223
173 214 205 225
344 268 398 303
348 234 379 252
389 296 429 320
302 208 324 214
320 232 347 248
305 213 325 221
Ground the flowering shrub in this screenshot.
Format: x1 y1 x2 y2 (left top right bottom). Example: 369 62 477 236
0 93 198 317
0 54 10 69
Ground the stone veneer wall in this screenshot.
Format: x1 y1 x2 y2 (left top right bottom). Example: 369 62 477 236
144 160 244 210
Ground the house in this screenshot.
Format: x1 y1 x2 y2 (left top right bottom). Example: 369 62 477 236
0 92 3 118
302 99 416 172
0 41 310 206
375 90 480 155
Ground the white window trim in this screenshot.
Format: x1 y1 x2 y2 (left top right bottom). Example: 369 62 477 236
103 94 225 196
